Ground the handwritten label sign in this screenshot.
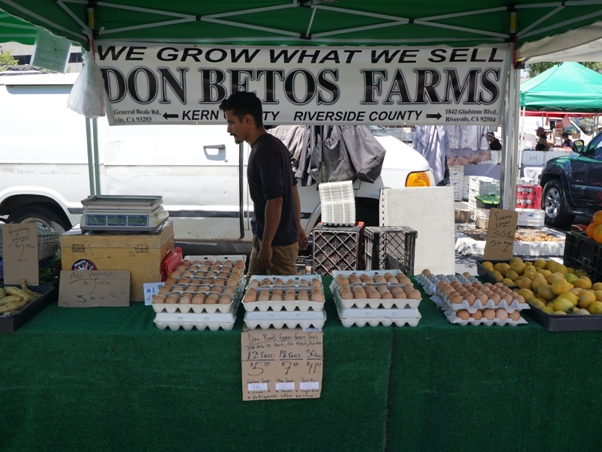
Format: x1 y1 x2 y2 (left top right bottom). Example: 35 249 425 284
58 270 130 307
2 224 39 285
484 208 518 261
241 328 323 401
143 282 165 306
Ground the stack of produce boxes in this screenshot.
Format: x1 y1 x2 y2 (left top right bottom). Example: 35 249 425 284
151 256 246 331
242 275 326 329
330 270 422 327
417 271 529 326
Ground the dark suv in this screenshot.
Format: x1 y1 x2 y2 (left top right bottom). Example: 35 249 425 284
539 130 602 227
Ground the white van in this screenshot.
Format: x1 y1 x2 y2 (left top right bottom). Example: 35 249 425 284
0 72 434 241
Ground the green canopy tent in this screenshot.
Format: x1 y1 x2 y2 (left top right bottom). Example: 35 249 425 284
521 62 602 112
3 1 602 210
0 10 36 46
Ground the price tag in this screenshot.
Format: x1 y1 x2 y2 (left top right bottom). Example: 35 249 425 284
241 328 323 401
58 270 130 307
2 224 39 286
483 208 518 261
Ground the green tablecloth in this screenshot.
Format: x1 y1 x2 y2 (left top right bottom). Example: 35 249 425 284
1 278 601 452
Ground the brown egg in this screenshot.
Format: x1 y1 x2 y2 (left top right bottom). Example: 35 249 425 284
472 310 483 320
226 278 239 288
258 291 270 301
340 289 354 299
284 290 296 301
377 285 390 294
213 260 223 266
509 310 521 321
407 289 421 300
348 274 361 284
205 293 219 304
165 294 179 304
191 260 201 265
297 290 309 300
462 293 475 306
248 280 260 289
219 294 233 304
515 295 525 304
457 309 470 320
392 289 407 299
311 279 322 288
165 277 177 285
403 285 414 295
354 289 368 299
152 294 166 303
360 274 373 282
501 293 514 304
218 272 230 279
462 272 472 279
243 291 257 303
450 293 463 304
271 293 283 302
213 278 226 286
181 259 192 267
235 260 245 269
422 269 431 277
310 291 324 302
158 286 171 294
180 293 192 304
172 285 185 292
260 278 272 286
390 286 404 297
211 286 223 294
398 277 412 285
223 287 235 296
472 281 483 290
476 292 489 305
374 275 387 284
483 308 496 320
224 260 233 267
192 294 206 304
182 271 194 277
381 291 393 299
489 293 501 306
171 271 182 278
176 265 188 273
204 278 215 285
336 275 350 286
206 271 217 277
496 309 509 320
285 278 297 286
367 290 381 299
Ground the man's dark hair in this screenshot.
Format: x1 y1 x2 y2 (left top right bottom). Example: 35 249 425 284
219 91 263 127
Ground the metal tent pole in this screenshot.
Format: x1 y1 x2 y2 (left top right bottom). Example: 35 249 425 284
85 117 96 195
501 60 519 210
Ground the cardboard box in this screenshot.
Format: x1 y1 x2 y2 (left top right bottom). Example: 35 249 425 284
241 327 323 401
454 208 471 224
60 221 174 301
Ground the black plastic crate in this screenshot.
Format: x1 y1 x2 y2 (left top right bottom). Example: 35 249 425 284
312 224 362 275
523 305 602 332
563 231 602 282
364 226 417 275
0 284 56 333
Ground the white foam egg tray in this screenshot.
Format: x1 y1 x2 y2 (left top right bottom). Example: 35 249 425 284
331 288 420 310
433 290 530 314
184 254 247 263
334 297 421 327
153 296 237 314
414 273 478 295
332 269 404 279
172 275 246 290
154 300 238 331
441 304 528 327
243 309 326 330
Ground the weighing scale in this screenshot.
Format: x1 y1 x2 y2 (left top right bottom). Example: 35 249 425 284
80 195 169 232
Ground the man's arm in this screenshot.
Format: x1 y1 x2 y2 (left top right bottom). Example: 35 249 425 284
258 197 283 269
293 185 308 251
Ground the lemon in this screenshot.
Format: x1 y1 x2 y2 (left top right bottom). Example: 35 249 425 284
588 301 602 314
551 298 574 313
564 273 579 283
574 277 593 290
578 291 596 309
542 306 555 314
529 299 546 310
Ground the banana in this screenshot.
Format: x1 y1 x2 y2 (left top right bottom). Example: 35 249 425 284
20 280 40 300
5 287 33 303
0 299 27 314
0 288 6 298
0 295 23 307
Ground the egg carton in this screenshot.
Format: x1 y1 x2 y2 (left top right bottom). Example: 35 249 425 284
243 309 326 330
172 275 246 290
434 290 530 314
242 286 325 312
247 274 323 289
154 301 238 331
331 287 420 310
332 269 404 279
184 254 247 263
152 291 240 314
440 303 528 327
334 296 421 327
414 273 478 295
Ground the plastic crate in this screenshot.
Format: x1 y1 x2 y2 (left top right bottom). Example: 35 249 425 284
364 226 416 274
0 225 60 261
312 224 362 275
563 231 602 282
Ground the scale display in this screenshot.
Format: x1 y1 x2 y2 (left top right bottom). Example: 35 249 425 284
80 195 168 232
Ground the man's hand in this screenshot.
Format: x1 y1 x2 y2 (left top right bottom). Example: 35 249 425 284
258 243 273 270
298 227 309 251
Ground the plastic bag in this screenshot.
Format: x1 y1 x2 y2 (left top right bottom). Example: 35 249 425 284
67 52 108 118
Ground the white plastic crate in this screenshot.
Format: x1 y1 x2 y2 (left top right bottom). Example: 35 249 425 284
516 208 545 227
449 166 464 201
467 176 500 210
318 180 355 226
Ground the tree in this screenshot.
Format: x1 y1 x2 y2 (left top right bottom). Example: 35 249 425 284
0 50 18 71
526 62 602 78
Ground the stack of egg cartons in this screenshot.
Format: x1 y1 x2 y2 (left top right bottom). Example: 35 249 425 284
467 176 500 214
242 275 326 329
417 271 529 326
152 255 246 331
318 180 355 226
331 270 422 327
449 166 464 201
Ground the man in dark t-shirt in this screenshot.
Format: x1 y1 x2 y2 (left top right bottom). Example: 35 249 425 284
219 92 308 275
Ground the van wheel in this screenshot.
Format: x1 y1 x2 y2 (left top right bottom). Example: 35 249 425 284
7 204 71 233
542 179 575 228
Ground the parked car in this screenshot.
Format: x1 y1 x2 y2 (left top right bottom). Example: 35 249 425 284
0 72 435 240
539 129 602 227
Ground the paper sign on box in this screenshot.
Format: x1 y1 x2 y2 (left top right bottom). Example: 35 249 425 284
2 224 39 286
241 328 323 401
59 270 130 307
143 282 165 306
484 208 518 261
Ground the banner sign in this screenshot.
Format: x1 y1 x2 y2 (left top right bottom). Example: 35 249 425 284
95 42 509 126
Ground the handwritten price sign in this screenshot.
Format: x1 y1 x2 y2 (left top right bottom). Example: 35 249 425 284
2 223 39 285
241 328 323 401
58 270 130 307
484 208 518 261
